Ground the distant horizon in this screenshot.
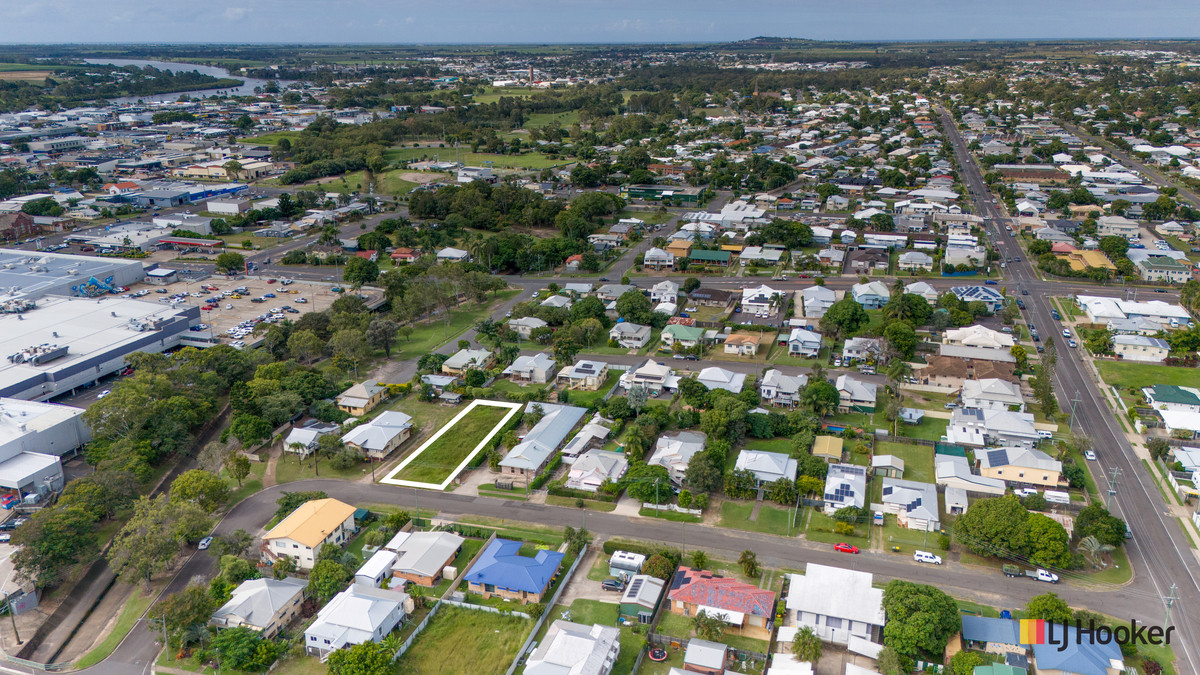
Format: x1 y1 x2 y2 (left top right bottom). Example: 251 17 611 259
8 37 1200 47
5 1 1200 45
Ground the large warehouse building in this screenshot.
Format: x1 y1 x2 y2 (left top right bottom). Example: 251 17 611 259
0 399 86 496
0 249 145 301
0 296 199 401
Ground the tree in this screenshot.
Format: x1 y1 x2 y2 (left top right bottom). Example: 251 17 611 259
690 550 708 569
308 558 352 602
273 554 298 580
820 297 869 338
11 505 98 588
876 647 906 675
209 626 282 671
952 494 1029 559
149 584 214 649
215 252 246 274
212 529 254 559
615 290 653 325
344 256 380 288
881 580 961 660
230 414 272 447
553 334 581 365
738 550 760 577
109 495 204 586
1026 513 1071 568
626 464 672 503
223 160 243 181
365 318 398 357
170 469 230 513
802 380 840 417
328 641 393 675
1077 535 1116 569
882 321 918 359
224 453 252 488
643 554 676 580
682 277 701 294
693 610 726 642
1026 592 1073 623
1074 504 1127 547
791 626 823 663
949 651 985 675
288 329 325 363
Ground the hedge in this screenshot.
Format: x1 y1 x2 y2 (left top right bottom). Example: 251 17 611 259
547 483 617 503
600 539 682 561
467 410 523 470
529 452 562 490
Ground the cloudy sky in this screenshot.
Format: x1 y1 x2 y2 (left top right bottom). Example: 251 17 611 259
3 0 1200 43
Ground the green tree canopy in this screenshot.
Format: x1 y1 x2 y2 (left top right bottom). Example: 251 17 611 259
881 580 961 660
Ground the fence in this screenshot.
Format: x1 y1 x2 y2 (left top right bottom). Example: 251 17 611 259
441 598 532 619
646 632 769 667
504 544 588 675
640 503 703 516
391 601 443 662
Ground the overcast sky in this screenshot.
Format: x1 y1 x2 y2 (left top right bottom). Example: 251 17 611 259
4 0 1200 44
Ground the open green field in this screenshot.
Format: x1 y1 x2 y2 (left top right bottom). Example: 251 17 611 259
389 288 518 364
1097 361 1198 389
384 145 567 170
719 501 797 536
524 111 580 128
874 441 935 483
217 232 286 250
321 168 432 196
395 606 532 675
393 403 512 484
242 130 301 146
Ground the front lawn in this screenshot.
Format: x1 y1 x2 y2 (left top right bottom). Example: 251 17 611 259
390 402 514 485
638 507 702 523
564 374 619 408
805 510 869 546
274 452 375 484
718 501 798 537
389 289 520 364
395 606 533 675
873 441 935 483
742 437 794 454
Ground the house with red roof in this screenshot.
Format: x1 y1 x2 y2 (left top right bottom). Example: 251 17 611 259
103 181 139 195
1050 242 1077 254
390 247 420 263
564 254 583 271
354 250 379 262
666 566 776 640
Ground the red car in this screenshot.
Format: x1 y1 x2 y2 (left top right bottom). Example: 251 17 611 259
267 279 277 284
834 543 859 554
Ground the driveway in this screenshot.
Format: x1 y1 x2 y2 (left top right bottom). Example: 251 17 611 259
556 546 621 607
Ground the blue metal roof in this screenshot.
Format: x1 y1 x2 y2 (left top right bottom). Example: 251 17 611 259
961 616 1021 646
464 538 564 594
1032 624 1122 675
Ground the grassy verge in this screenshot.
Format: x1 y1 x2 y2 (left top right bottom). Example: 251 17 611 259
1097 361 1198 389
457 516 566 547
546 495 618 511
74 587 155 669
395 404 512 483
718 501 797 536
638 507 702 523
1142 459 1174 504
476 484 529 500
805 510 869 546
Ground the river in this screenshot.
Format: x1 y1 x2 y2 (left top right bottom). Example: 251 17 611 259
83 58 292 103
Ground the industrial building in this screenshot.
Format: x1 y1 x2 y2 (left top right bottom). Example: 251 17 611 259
0 296 198 400
0 248 145 301
0 398 85 497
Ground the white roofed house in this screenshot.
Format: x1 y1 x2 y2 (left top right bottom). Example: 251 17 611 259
961 378 1024 412
609 322 651 349
500 402 587 481
950 286 1004 313
525 621 620 675
841 337 882 362
644 247 676 271
947 407 1040 449
284 421 340 459
904 281 939 302
340 411 413 460
785 563 885 645
799 285 837 319
823 463 868 513
850 281 891 309
621 359 673 394
304 585 406 657
880 478 940 531
1113 335 1170 363
441 348 494 375
787 328 822 358
541 294 573 310
835 375 878 413
741 285 784 314
508 316 548 339
503 352 557 384
759 370 807 407
942 325 1014 350
558 360 610 391
649 279 680 304
696 367 746 394
648 431 707 485
436 247 470 262
735 450 798 486
565 449 629 493
897 250 934 272
210 577 307 639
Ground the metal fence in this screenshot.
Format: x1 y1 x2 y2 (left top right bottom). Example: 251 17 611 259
441 598 532 619
391 601 442 662
504 544 588 675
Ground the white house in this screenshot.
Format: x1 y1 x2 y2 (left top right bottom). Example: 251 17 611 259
609 322 652 349
799 285 837 318
823 463 868 513
649 280 680 304
897 250 934 272
735 450 798 485
649 431 707 484
621 359 673 394
565 449 629 493
788 328 822 357
785 563 885 645
644 247 676 270
1142 385 1200 413
508 316 548 339
880 478 940 531
904 281 939 303
961 378 1024 412
943 325 1014 350
696 366 746 393
760 369 807 407
850 281 891 309
525 621 620 675
741 285 784 314
503 353 557 383
558 360 611 390
436 247 470 263
340 411 413 460
210 577 307 638
841 337 882 362
947 407 1040 449
262 499 358 570
304 585 406 657
1113 335 1170 363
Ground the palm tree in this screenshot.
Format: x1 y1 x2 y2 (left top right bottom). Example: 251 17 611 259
692 610 725 642
885 360 913 392
1077 535 1115 569
382 631 404 657
791 626 823 663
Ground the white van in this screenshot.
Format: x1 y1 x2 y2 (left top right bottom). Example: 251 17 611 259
914 551 942 565
1037 430 1053 439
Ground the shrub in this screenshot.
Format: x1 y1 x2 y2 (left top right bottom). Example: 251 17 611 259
834 522 856 535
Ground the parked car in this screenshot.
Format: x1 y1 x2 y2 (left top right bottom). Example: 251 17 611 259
1084 450 1097 461
601 579 624 592
0 534 10 544
97 390 111 399
1068 339 1077 348
1062 329 1071 338
198 536 214 551
914 551 943 565
985 280 998 286
834 542 859 554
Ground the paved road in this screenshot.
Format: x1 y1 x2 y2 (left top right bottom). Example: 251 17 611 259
1060 121 1200 210
942 107 1200 673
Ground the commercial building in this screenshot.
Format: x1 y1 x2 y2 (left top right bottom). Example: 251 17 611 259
0 297 198 401
0 249 145 302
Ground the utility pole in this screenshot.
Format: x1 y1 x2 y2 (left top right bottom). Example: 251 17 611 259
1106 466 1124 519
1164 584 1179 629
1069 391 1082 432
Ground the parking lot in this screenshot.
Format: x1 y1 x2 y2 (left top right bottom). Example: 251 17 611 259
123 276 351 348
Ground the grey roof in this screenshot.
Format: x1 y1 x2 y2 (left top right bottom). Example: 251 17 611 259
684 639 727 669
760 369 807 396
620 574 665 609
881 478 940 525
935 454 1007 493
1114 334 1170 349
340 411 412 451
735 449 798 483
503 352 556 376
978 446 1061 473
499 402 587 471
443 348 492 370
388 531 465 578
211 577 307 629
939 344 1017 363
526 621 620 675
961 615 1021 645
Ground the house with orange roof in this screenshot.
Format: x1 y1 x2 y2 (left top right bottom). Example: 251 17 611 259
667 566 776 640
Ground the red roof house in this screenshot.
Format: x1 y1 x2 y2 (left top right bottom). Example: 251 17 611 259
667 567 776 639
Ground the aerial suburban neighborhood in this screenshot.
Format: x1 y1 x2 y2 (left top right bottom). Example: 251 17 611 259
0 15 1197 675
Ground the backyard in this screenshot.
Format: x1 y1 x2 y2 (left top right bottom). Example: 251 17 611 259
537 599 642 675
387 402 516 485
873 441 935 483
395 606 533 675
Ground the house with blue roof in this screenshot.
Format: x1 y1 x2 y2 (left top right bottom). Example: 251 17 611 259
961 615 1025 657
1033 623 1124 675
464 538 564 604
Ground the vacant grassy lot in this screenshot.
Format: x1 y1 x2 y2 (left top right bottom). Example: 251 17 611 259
395 403 512 483
719 501 798 536
395 606 533 675
242 130 301 146
390 288 519 363
874 441 935 483
805 509 869 546
1098 361 1197 390
385 145 567 169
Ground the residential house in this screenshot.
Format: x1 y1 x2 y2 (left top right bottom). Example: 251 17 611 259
935 453 1007 496
650 280 680 303
897 250 934 272
905 281 939 303
785 563 885 645
500 402 587 481
947 407 1041 449
1136 255 1191 283
622 360 674 394
355 550 398 588
541 295 573 310
464 538 564 604
619 575 665 624
817 247 846 267
1097 215 1139 239
835 375 878 413
565 449 629 492
759 369 807 407
787 328 822 357
284 421 339 458
823 463 868 513
959 615 1027 658
661 324 705 349
735 450 798 485
436 247 470 263
961 378 1024 412
609 322 652 349
845 248 889 274
558 360 611 391
340 411 413 460
799 285 837 318
665 240 694 259
644 248 676 271
263 498 358 570
683 640 728 675
741 285 784 314
1142 385 1200 413
304 585 406 657
1113 335 1170 363
689 249 732 267
943 325 1014 351
508 316 548 339
871 455 905 478
390 247 420 264
689 288 735 307
336 381 387 416
649 431 707 484
210 577 307 638
851 281 891 309
812 436 844 463
723 332 761 356
383 531 465 587
696 367 746 394
880 478 940 531
442 348 494 375
666 567 776 640
503 353 557 384
594 284 637 303
977 446 1063 488
525 621 620 675
841 337 882 362
561 415 613 463
1032 624 1124 675
950 286 1005 313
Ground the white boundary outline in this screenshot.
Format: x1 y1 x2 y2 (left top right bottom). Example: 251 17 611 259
379 399 522 490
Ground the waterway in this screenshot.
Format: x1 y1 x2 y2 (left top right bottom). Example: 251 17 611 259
83 58 292 103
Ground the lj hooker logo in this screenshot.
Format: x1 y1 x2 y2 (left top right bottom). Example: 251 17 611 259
1020 619 1176 652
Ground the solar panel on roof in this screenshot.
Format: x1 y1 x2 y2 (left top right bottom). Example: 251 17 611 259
628 578 644 596
986 449 1008 466
882 486 893 496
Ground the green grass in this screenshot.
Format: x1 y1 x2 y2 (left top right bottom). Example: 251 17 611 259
805 510 869 546
431 538 485 596
1082 546 1134 585
955 599 1002 619
896 416 949 443
718 501 798 536
74 588 155 669
1142 459 1174 504
273 452 375 484
656 610 695 639
384 145 567 170
524 111 580 129
638 507 702 522
546 495 618 511
476 484 529 500
321 169 425 197
391 398 465 440
457 516 565 548
874 441 935 483
389 289 518 363
563 373 619 408
395 404 512 484
217 232 285 251
395 606 533 675
242 131 301 146
224 460 266 505
879 514 939 553
1097 361 1199 390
